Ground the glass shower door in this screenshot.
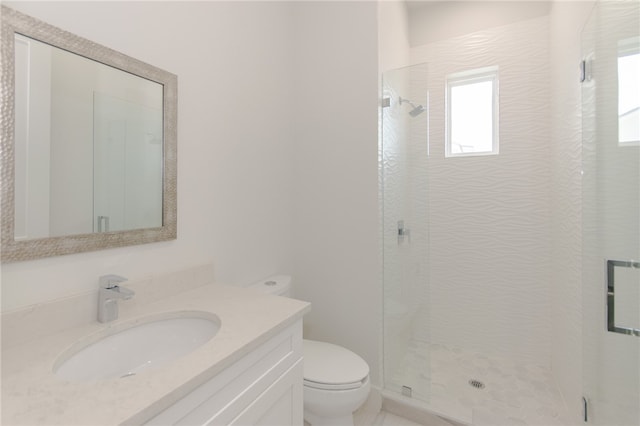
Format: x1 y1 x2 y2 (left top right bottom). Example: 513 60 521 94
93 93 163 233
381 63 430 403
582 1 640 424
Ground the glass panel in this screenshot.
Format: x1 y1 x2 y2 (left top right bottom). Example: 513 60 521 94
582 1 640 424
381 63 430 403
93 93 163 233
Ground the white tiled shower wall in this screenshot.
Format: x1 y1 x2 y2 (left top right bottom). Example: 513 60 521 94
410 15 552 364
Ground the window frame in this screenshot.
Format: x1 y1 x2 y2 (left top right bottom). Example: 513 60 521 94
445 66 499 158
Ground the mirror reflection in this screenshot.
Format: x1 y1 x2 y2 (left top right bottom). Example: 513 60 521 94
14 34 164 240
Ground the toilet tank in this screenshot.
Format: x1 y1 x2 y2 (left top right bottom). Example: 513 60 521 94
249 275 292 297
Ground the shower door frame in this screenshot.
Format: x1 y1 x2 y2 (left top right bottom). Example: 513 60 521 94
380 62 431 405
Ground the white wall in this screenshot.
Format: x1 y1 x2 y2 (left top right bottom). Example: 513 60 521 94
407 1 551 47
548 1 594 421
1 1 297 310
379 0 410 73
13 35 52 240
2 0 383 389
290 1 381 385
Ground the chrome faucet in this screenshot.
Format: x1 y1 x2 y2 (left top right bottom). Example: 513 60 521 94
97 274 134 323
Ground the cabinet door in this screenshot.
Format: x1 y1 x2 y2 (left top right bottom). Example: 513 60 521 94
229 360 303 426
144 322 303 426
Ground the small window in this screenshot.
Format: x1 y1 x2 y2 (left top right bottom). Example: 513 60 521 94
618 38 640 146
446 67 499 157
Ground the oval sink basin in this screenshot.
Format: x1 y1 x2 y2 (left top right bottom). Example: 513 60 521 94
54 311 220 382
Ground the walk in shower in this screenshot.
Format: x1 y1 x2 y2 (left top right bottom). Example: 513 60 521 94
381 2 639 425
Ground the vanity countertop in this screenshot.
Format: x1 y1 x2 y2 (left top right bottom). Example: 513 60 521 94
1 282 310 425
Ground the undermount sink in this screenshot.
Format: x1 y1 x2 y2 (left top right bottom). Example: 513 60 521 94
53 311 221 382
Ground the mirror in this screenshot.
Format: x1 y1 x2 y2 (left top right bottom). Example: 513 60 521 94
1 6 177 262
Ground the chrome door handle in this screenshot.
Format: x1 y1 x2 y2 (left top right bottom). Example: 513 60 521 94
607 259 640 337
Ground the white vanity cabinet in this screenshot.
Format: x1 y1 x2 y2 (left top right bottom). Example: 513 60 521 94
144 321 304 426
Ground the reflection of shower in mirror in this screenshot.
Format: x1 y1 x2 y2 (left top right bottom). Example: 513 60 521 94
399 96 426 117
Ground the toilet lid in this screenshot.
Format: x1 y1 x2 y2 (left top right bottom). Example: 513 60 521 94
303 339 369 390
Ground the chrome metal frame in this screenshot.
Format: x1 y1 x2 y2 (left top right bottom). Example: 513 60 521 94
606 259 640 336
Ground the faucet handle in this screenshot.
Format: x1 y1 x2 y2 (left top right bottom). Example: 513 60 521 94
99 274 128 289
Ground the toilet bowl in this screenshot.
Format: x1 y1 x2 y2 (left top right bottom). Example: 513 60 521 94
249 276 370 426
303 339 370 426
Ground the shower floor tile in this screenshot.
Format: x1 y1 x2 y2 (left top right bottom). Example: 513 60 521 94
389 340 574 426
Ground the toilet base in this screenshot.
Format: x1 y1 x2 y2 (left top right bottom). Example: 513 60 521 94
303 377 370 426
304 410 354 426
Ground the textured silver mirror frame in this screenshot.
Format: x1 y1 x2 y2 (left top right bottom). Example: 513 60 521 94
1 6 177 262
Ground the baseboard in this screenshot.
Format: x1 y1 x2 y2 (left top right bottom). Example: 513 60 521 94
381 391 468 426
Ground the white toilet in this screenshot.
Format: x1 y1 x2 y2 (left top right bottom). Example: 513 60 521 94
249 276 370 426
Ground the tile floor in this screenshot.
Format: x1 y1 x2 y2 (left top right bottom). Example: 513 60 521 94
372 411 425 426
388 340 574 426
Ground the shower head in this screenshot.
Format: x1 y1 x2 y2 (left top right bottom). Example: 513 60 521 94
408 104 425 117
399 97 426 117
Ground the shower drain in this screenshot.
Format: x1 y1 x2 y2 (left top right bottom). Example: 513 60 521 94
468 379 485 389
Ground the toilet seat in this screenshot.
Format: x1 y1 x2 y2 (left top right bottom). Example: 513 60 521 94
304 376 369 391
303 339 369 391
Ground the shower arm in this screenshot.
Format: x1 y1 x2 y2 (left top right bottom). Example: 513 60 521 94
398 97 419 109
398 97 426 117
